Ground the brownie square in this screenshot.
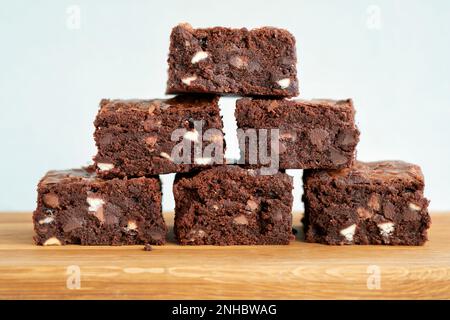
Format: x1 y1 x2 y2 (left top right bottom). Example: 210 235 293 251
302 161 431 245
235 98 360 170
173 166 294 245
166 23 298 97
93 95 225 178
33 168 166 245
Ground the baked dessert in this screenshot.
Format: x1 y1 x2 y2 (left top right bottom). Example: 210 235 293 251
94 95 225 178
173 166 294 245
235 98 360 169
167 23 298 97
302 161 431 245
33 168 166 245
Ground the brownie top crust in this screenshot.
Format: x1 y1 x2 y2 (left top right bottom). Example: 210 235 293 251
306 161 424 187
175 165 293 185
40 168 99 186
98 95 219 114
236 98 355 127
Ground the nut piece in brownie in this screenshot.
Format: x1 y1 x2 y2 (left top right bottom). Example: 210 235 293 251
302 161 431 245
173 166 294 245
166 23 298 97
33 168 166 245
235 98 360 170
94 95 225 178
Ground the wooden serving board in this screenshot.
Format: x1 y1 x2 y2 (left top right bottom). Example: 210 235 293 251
0 212 449 300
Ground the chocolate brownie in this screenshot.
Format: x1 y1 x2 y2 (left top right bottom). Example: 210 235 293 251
173 166 294 245
235 98 360 170
33 168 166 245
166 23 298 97
93 95 225 178
302 161 431 245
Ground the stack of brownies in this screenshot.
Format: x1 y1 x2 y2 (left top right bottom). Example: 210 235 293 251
33 23 431 246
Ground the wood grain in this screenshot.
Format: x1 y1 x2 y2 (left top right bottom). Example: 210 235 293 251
0 212 449 300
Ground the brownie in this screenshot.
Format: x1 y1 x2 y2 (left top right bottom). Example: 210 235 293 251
235 98 360 170
166 23 298 97
33 168 166 245
302 161 431 245
93 95 225 178
173 166 294 245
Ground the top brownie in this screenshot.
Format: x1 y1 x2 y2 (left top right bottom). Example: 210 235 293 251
166 23 298 97
94 95 225 178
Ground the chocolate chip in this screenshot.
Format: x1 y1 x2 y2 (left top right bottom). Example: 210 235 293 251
382 201 396 220
403 204 421 221
246 199 258 211
104 203 122 225
63 216 82 232
43 193 59 209
143 119 161 132
99 133 113 146
273 211 283 222
357 207 372 219
337 130 357 146
368 194 381 211
229 55 247 69
309 128 329 151
329 148 348 166
247 60 262 73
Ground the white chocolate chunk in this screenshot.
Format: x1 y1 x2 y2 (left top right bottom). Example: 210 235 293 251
191 51 209 64
160 152 173 161
378 222 395 237
126 221 138 231
340 224 356 242
97 163 114 171
87 197 105 212
39 216 54 225
183 129 199 142
181 76 197 85
277 78 291 89
409 203 421 211
194 157 212 165
43 237 61 246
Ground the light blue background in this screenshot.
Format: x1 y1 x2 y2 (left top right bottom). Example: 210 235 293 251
1 0 449 212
